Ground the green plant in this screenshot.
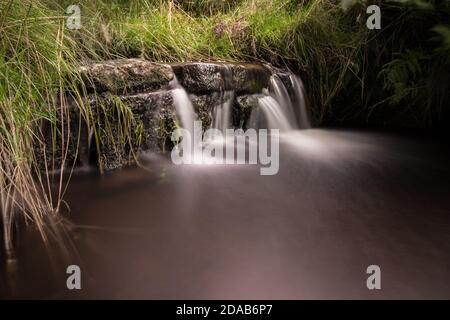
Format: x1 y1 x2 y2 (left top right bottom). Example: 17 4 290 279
0 0 138 259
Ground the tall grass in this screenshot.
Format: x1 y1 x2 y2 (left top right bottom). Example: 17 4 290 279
1 1 60 261
0 0 127 262
0 1 82 263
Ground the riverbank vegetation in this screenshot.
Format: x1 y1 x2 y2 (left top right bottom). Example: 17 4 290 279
1 0 449 256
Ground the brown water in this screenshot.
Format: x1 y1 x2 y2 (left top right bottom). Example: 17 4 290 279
2 128 450 299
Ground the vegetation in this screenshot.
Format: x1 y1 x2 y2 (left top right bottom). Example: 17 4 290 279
338 0 450 127
0 0 449 257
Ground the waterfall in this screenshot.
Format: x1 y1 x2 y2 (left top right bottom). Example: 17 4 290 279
213 91 235 132
171 76 196 135
167 65 312 166
256 95 293 132
213 65 234 132
251 73 311 132
170 66 310 136
269 75 298 129
290 74 311 129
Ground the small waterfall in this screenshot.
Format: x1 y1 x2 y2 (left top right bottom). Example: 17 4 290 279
251 73 310 131
257 95 293 132
170 65 310 138
269 75 298 129
290 74 311 129
171 76 196 135
212 65 234 132
213 90 234 132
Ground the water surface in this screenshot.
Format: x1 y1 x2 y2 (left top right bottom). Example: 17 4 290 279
2 128 450 299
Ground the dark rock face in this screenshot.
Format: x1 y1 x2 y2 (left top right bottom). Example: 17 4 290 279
189 93 218 130
233 94 261 129
274 73 294 99
189 92 235 131
84 90 178 171
37 59 300 172
119 91 177 153
83 93 136 171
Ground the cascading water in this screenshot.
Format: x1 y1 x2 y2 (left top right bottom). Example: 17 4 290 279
213 91 235 132
290 74 311 129
171 76 197 136
256 95 293 132
171 75 203 163
269 75 298 129
212 65 234 132
251 73 310 132
170 65 310 142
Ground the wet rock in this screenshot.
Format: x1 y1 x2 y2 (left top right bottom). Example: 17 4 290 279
80 59 174 95
274 72 295 100
189 92 226 130
87 90 178 171
172 62 271 94
172 63 227 94
85 93 138 171
119 90 177 153
233 94 264 129
232 64 271 94
263 64 296 99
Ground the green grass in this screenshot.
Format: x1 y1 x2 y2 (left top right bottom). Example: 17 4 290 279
1 0 73 258
66 0 364 118
1 0 449 257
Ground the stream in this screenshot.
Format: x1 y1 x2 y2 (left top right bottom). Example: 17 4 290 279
3 127 450 299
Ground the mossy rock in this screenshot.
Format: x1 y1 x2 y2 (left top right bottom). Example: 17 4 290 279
80 59 174 95
172 62 271 94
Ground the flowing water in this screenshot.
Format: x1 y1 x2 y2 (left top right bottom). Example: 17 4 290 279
213 65 235 132
290 75 311 129
268 75 298 129
171 76 197 136
171 70 311 136
256 95 293 131
213 91 235 132
1 72 450 299
250 74 310 132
